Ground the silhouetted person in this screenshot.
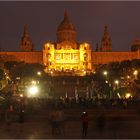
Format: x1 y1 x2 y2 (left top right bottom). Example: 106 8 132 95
81 112 89 137
18 106 25 132
19 109 24 123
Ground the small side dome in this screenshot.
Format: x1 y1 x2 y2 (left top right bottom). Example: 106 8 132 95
131 39 140 52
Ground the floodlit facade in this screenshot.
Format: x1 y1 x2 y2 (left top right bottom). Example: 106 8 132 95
0 11 140 76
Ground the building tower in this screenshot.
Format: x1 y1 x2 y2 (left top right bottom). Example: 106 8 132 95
20 25 34 51
100 25 112 52
131 39 140 51
43 11 92 75
56 10 77 44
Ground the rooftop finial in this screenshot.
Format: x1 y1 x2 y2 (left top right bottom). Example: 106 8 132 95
64 9 68 19
24 24 29 37
104 25 108 34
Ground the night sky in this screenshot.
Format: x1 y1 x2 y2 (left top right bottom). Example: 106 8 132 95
0 1 140 52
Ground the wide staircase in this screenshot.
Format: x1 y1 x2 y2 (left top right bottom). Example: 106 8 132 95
49 76 92 98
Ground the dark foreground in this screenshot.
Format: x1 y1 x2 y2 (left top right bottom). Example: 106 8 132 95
1 107 140 139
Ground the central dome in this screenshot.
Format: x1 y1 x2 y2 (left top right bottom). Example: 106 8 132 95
57 11 76 32
56 11 77 43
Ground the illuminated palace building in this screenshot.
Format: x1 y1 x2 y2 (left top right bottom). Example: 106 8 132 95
1 11 140 76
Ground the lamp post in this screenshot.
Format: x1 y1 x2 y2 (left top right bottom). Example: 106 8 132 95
103 71 108 77
103 71 111 98
114 80 119 88
133 70 138 79
37 71 42 76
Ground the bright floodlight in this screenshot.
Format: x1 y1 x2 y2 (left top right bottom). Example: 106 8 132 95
28 86 39 97
125 93 132 99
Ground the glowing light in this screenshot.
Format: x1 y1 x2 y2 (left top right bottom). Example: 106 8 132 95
84 71 86 74
46 43 50 47
93 71 96 74
114 80 119 85
16 77 20 80
127 75 130 79
27 86 39 97
133 70 138 76
31 81 36 85
125 93 132 99
37 71 41 76
103 71 108 76
117 93 121 99
84 43 88 47
105 80 108 84
20 94 23 97
6 76 9 79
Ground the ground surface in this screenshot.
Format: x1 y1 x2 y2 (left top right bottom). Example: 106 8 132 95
1 107 140 139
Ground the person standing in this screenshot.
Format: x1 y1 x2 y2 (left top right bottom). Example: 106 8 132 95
18 102 25 132
81 112 89 137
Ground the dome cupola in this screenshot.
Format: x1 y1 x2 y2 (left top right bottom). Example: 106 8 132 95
56 10 77 43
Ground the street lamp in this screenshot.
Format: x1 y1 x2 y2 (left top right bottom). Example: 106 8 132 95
133 70 138 79
20 94 23 97
27 85 39 97
37 71 42 76
125 93 132 99
114 80 119 85
103 71 108 76
114 80 119 89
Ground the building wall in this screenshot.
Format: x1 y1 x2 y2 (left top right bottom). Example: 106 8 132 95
0 51 43 64
91 51 139 65
0 49 140 72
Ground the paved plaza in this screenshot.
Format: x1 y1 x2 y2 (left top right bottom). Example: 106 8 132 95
0 108 140 139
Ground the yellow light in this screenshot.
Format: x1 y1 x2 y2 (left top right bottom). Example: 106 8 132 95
127 75 130 79
125 93 132 99
46 43 50 47
103 71 108 76
105 80 108 83
6 76 9 79
16 77 20 80
20 94 23 97
84 43 88 47
37 71 41 76
28 86 39 97
31 80 36 85
133 70 138 76
114 80 119 84
84 71 86 74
